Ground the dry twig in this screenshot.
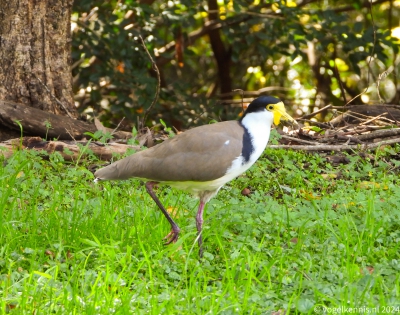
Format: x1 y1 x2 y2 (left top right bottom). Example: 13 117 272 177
300 104 332 120
33 74 74 119
138 35 161 130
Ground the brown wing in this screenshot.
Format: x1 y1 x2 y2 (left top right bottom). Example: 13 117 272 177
94 121 244 182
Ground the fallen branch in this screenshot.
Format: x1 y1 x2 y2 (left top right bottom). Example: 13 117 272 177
356 128 400 141
0 100 132 140
281 135 319 145
268 137 400 152
329 105 400 127
0 137 140 160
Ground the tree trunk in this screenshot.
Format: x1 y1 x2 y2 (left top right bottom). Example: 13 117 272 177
207 0 232 98
0 0 77 137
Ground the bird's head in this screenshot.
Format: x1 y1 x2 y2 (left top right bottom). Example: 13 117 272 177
242 96 297 126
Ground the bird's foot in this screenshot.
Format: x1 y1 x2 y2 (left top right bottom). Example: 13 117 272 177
163 226 181 245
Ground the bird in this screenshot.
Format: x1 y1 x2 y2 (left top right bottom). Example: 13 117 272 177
94 96 296 257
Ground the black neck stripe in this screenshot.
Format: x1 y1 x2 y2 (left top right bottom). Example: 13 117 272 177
239 121 254 163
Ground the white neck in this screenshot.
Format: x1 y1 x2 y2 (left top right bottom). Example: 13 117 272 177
241 110 274 162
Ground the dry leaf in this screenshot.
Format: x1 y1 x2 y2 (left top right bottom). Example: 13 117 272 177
357 181 388 190
94 118 113 134
300 189 321 200
321 173 337 180
290 237 298 244
45 250 55 258
241 187 251 196
360 265 374 274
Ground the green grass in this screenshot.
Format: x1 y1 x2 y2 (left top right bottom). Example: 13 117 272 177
1 146 400 314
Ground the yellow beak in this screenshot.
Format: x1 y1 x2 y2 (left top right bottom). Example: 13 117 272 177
272 101 297 126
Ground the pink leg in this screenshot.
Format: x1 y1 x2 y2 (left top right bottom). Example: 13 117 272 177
196 200 206 258
145 181 180 244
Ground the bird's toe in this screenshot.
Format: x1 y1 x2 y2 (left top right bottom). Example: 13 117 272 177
163 227 180 245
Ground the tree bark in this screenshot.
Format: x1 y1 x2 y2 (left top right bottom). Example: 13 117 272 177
0 0 77 121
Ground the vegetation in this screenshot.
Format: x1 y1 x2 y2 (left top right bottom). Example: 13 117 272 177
1 1 400 313
71 0 400 128
1 143 400 313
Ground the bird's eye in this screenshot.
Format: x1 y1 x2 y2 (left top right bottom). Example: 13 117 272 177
267 105 274 110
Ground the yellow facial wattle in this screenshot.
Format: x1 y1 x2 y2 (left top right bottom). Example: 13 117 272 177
270 101 297 126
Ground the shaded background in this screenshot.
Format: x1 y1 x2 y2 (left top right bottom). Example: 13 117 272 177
71 0 400 130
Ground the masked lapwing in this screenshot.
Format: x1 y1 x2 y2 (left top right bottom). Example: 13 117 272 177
94 96 296 257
